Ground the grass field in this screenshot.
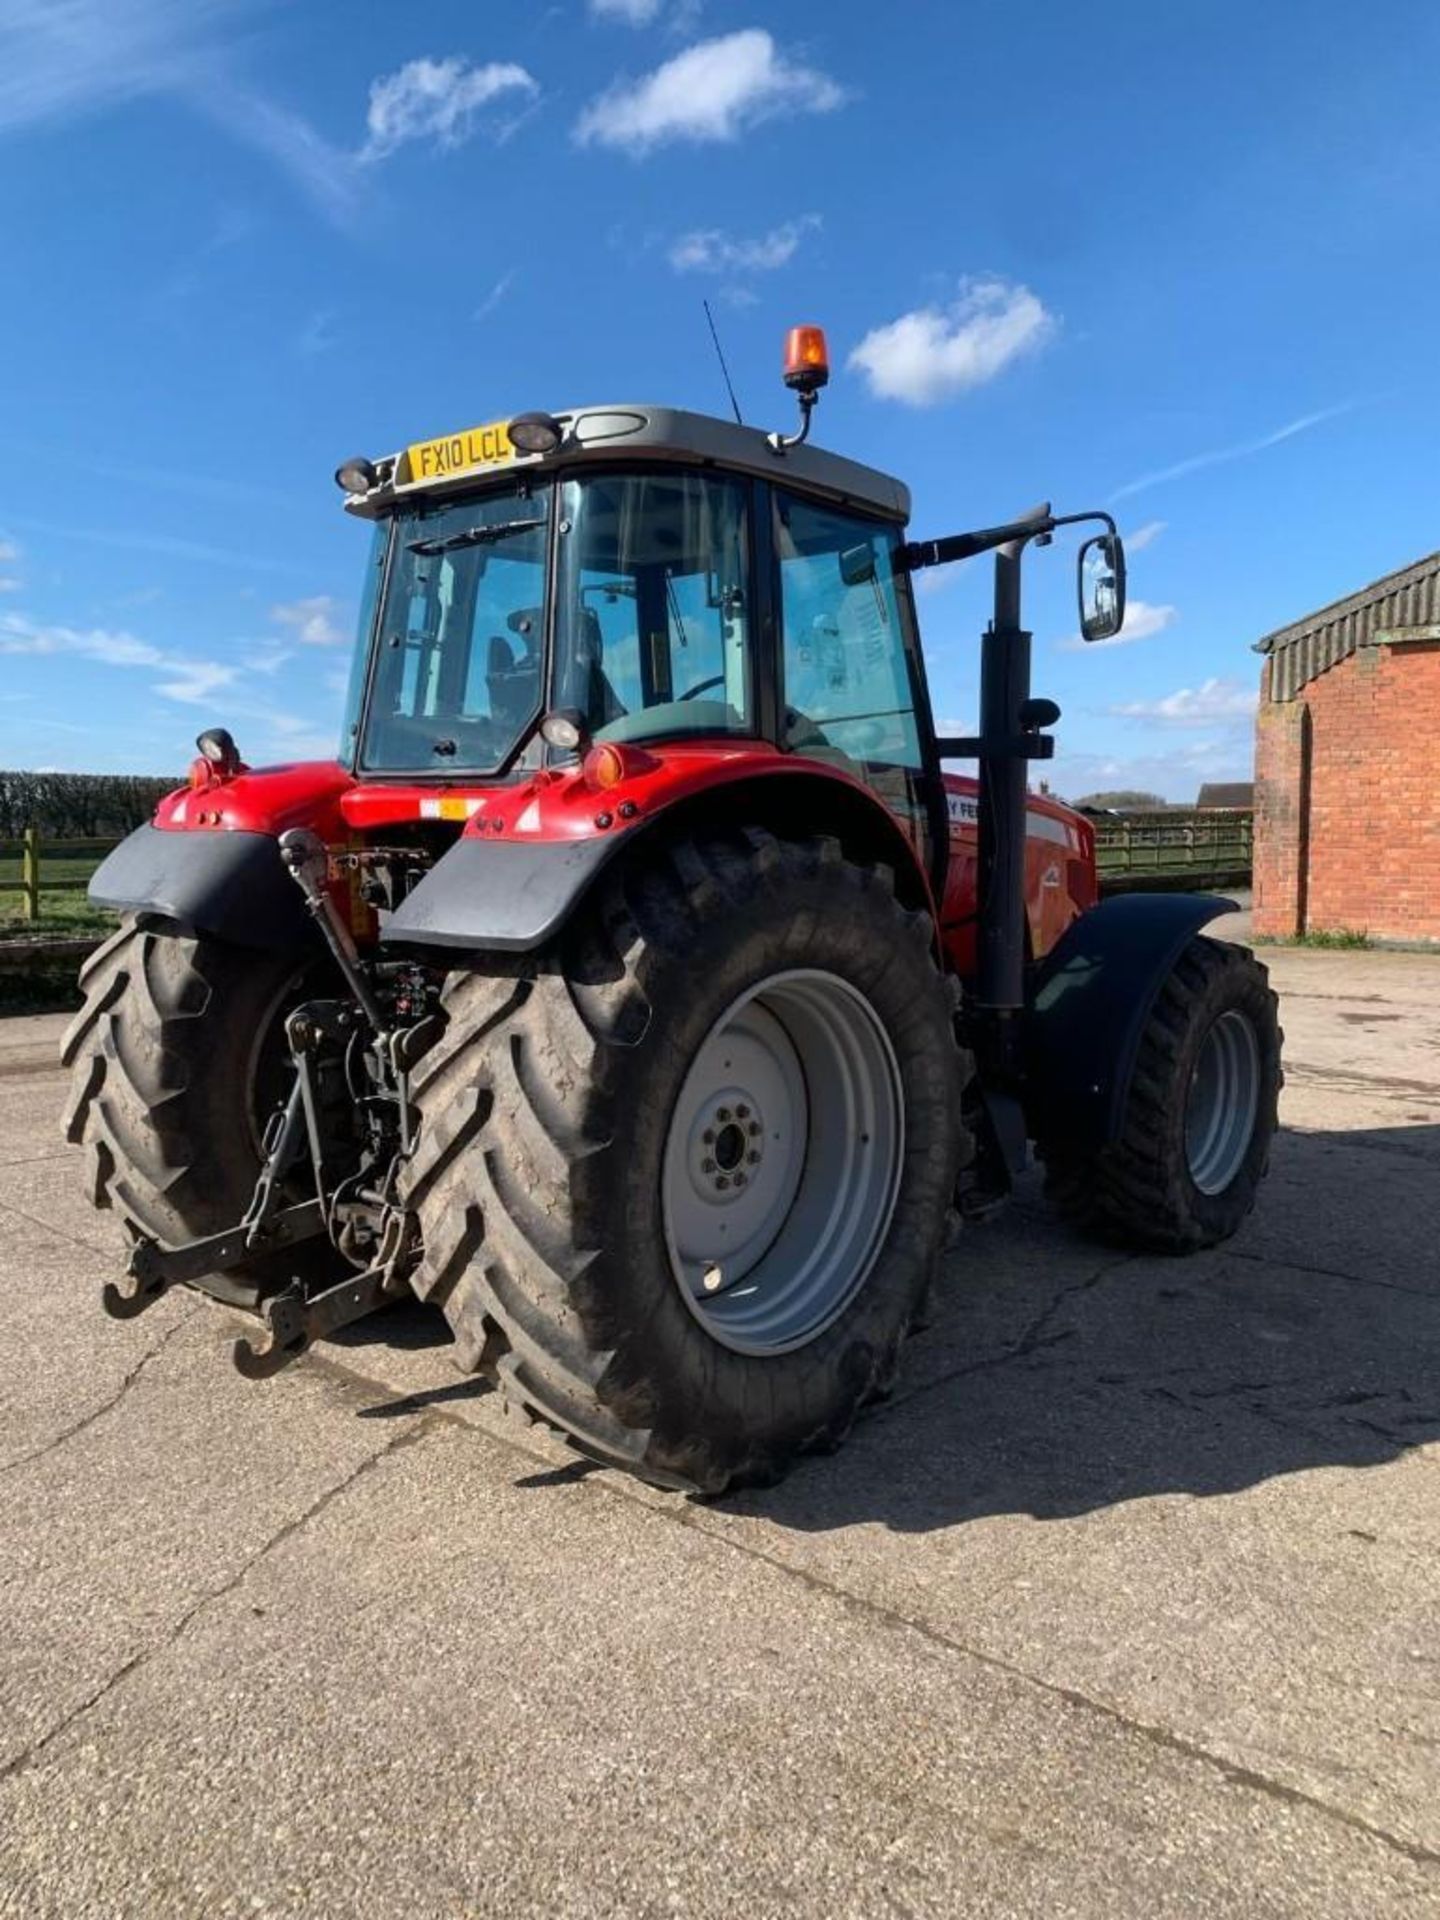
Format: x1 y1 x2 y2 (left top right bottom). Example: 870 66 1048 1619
0 845 115 943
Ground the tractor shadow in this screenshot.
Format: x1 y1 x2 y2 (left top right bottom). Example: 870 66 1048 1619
732 1121 1440 1535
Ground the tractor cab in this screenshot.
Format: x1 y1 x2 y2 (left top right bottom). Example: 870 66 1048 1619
334 380 935 872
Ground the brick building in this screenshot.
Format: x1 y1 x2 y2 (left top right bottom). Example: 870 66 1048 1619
1253 551 1440 944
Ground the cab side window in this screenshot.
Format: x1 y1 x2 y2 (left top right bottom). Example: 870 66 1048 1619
775 494 924 815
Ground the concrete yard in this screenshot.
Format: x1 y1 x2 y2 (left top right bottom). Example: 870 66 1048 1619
0 933 1437 1917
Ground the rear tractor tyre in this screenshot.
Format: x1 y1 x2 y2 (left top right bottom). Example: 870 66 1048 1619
1038 935 1282 1252
60 917 330 1304
404 831 971 1493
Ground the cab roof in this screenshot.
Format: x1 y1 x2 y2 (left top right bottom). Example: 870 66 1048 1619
343 403 911 525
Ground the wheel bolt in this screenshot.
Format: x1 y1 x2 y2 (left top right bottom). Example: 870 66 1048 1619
715 1175 730 1191
747 1121 761 1138
716 1106 732 1123
702 1128 715 1145
733 1171 747 1187
701 1157 716 1174
736 1104 750 1120
746 1150 760 1165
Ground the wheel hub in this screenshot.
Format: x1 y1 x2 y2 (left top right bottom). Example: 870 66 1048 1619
662 969 904 1356
685 1096 766 1200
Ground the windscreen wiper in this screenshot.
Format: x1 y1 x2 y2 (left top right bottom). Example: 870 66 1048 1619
407 518 546 557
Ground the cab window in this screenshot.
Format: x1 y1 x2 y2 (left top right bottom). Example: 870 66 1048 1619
556 471 753 745
775 494 924 817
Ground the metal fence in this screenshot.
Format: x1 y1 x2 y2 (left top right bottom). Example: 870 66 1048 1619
0 829 118 921
2 811 1254 922
1091 808 1253 891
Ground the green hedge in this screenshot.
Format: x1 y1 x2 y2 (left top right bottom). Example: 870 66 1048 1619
0 770 177 841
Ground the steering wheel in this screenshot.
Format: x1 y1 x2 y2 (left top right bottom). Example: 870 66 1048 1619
679 675 726 701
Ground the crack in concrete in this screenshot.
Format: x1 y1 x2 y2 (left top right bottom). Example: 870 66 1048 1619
295 1334 1440 1869
1284 1060 1440 1101
0 1302 203 1479
661 1505 1440 1873
1224 1245 1435 1300
0 1418 438 1786
887 1253 1139 1411
0 1192 118 1260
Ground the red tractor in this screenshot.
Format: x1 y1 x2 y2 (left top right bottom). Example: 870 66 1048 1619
64 330 1281 1491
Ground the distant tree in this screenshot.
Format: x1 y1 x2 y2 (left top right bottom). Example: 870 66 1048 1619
1072 788 1170 812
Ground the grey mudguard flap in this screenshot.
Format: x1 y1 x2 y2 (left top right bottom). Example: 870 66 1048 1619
89 823 316 952
381 834 621 953
1025 891 1236 1147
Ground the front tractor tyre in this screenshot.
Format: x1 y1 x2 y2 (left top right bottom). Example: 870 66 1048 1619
1039 935 1282 1252
61 918 327 1304
405 831 971 1494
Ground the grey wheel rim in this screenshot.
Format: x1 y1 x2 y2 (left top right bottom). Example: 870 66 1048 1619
1185 1008 1261 1195
661 969 905 1356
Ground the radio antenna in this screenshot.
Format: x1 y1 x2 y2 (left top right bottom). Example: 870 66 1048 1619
703 299 744 426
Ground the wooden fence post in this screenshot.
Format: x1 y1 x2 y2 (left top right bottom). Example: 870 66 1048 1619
21 823 39 922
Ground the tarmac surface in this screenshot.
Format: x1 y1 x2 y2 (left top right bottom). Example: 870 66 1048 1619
0 922 1437 1917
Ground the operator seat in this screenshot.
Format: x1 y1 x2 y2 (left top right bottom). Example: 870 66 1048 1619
574 606 625 727
485 608 542 732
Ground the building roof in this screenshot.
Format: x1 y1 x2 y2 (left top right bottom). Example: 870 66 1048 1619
346 404 911 524
1254 549 1440 701
1196 781 1254 810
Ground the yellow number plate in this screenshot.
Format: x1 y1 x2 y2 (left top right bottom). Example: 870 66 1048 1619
403 419 514 487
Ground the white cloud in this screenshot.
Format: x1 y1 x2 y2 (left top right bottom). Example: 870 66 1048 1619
199 82 359 227
0 0 238 132
849 278 1055 407
1110 677 1257 728
1109 404 1355 504
0 613 164 669
0 610 238 708
0 3 360 227
475 268 518 321
361 57 538 161
914 558 971 597
1125 519 1166 552
236 645 291 676
271 595 347 647
0 537 20 564
590 0 664 20
1057 597 1177 651
0 510 295 573
668 214 820 274
153 661 241 704
1053 739 1253 807
574 29 845 154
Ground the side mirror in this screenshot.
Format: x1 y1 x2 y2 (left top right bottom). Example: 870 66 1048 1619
1078 532 1127 643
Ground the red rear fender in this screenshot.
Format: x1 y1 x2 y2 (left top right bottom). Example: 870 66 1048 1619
154 761 355 840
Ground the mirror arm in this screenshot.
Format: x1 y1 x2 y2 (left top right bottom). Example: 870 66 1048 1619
899 503 1055 574
1051 508 1119 537
935 733 1056 762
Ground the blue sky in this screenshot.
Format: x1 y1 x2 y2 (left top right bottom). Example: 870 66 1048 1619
2 0 1437 800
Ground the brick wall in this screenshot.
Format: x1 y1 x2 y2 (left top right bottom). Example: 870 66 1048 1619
1253 641 1440 943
